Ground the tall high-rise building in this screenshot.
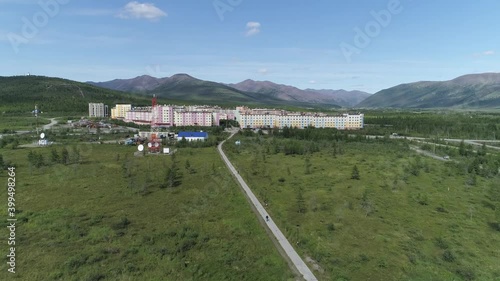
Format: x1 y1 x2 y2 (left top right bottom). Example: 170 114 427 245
89 103 107 118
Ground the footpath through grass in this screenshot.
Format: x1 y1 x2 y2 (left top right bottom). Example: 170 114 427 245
223 132 500 281
0 144 294 281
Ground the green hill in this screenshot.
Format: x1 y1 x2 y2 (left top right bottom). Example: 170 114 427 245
357 73 500 109
148 74 284 105
0 76 157 115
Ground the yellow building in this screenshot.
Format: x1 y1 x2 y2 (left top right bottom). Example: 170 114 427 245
237 108 364 130
111 104 132 119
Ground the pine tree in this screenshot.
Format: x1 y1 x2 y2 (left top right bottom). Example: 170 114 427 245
459 140 466 156
71 146 81 164
296 188 306 214
50 148 60 163
304 156 312 175
61 147 69 165
165 158 182 188
351 165 360 180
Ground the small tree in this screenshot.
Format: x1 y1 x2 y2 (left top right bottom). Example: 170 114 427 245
351 165 360 180
50 148 60 164
164 156 182 188
478 143 487 157
361 189 374 216
185 159 196 174
165 166 182 188
459 140 466 156
11 139 19 150
27 151 44 168
304 156 312 175
296 188 306 214
61 147 69 165
71 146 81 164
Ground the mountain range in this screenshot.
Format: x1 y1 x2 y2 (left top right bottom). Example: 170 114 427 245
2 72 499 115
89 74 371 108
227 80 370 107
358 73 500 108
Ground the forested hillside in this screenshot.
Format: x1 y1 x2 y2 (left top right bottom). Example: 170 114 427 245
0 76 154 114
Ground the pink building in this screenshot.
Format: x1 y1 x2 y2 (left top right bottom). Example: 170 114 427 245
125 107 152 125
122 104 236 127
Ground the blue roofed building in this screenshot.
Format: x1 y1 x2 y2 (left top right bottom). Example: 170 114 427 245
177 131 209 142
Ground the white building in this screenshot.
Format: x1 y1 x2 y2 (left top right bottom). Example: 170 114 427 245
89 103 108 118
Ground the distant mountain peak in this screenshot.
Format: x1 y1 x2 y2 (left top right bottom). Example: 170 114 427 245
229 80 370 107
358 72 500 108
171 73 194 79
450 72 500 85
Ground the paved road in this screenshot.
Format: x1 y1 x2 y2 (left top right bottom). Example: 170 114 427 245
409 146 451 162
217 131 318 281
43 118 58 130
366 135 500 143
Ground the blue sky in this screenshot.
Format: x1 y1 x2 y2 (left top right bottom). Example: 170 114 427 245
1 0 499 93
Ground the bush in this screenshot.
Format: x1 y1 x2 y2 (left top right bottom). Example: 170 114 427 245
327 223 335 232
351 165 360 180
112 217 131 230
442 250 456 262
435 237 449 249
456 267 476 281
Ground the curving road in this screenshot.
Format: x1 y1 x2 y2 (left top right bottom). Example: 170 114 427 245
217 130 318 281
43 118 58 130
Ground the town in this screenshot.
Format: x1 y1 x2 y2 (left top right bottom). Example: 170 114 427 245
89 101 365 130
3 1 500 280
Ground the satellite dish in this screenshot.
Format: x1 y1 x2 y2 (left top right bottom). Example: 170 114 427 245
147 143 152 148
154 142 159 147
40 133 45 139
138 144 144 152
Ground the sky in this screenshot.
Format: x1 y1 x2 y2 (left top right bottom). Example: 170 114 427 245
1 0 499 93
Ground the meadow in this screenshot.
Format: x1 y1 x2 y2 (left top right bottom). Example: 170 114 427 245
223 131 500 281
0 143 294 281
0 116 50 132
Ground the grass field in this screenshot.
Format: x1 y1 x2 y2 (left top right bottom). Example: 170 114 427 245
0 116 50 132
0 144 294 281
223 134 500 281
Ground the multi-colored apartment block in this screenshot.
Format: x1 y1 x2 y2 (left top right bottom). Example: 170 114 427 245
235 106 364 129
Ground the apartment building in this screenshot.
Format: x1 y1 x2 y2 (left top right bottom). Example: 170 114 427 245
124 107 152 125
236 107 364 130
119 104 236 127
88 103 108 118
111 104 132 119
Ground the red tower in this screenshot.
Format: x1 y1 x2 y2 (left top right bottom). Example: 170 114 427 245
149 95 162 153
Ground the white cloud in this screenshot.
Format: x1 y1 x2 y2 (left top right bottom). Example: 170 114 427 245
473 50 495 57
258 68 268 75
245 22 261 36
309 80 316 84
117 1 167 21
